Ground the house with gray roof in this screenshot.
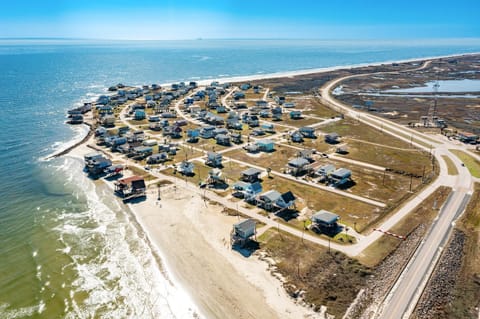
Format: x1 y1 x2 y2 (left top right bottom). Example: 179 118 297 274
231 219 257 247
330 168 352 185
287 157 311 176
311 210 339 229
325 132 340 144
206 152 222 167
257 190 296 211
241 167 262 183
299 127 316 138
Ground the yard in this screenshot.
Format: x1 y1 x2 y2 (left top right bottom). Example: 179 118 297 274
301 96 339 118
285 138 337 154
263 115 320 128
195 137 235 152
310 158 424 205
260 175 382 232
170 145 204 163
223 145 299 173
318 119 415 149
161 160 211 185
341 140 435 176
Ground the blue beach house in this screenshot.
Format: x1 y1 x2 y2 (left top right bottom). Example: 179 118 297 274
256 139 275 152
134 110 146 120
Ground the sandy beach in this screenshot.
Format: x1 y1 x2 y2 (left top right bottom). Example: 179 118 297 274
157 51 480 89
60 50 479 318
132 187 316 319
68 138 317 319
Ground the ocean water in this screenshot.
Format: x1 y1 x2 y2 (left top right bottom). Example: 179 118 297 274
1 39 480 318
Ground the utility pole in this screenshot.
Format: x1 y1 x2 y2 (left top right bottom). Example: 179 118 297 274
297 260 301 279
302 220 306 243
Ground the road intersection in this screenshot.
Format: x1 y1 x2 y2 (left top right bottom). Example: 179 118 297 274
320 61 475 318
107 59 476 319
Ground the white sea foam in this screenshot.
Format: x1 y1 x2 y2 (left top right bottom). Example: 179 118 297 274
37 301 46 314
52 158 202 318
0 303 43 319
43 124 90 161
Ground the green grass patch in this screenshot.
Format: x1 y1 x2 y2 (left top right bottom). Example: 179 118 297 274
359 117 434 148
302 96 339 118
345 140 434 175
449 149 480 178
441 155 459 175
448 183 480 318
319 119 413 149
223 145 298 173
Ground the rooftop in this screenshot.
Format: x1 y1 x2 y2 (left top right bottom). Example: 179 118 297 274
234 219 256 232
117 175 144 185
260 190 282 202
311 210 340 225
331 168 352 178
288 157 310 168
242 167 262 176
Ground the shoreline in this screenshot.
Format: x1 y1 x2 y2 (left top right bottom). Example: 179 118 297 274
51 50 480 161
158 51 480 87
55 50 478 318
67 138 316 318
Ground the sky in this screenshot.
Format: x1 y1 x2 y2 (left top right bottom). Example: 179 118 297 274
0 0 479 40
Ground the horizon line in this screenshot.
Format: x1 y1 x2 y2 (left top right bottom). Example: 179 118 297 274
1 36 480 42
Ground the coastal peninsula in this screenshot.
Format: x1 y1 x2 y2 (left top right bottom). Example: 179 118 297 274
65 53 480 319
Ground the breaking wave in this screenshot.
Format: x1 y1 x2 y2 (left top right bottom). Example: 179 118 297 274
49 157 202 318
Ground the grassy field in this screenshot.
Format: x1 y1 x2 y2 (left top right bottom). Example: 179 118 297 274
170 145 204 163
258 229 372 318
449 149 480 178
280 116 322 128
344 140 434 175
356 186 452 267
447 183 480 318
293 138 335 153
441 155 459 175
297 96 339 118
125 165 157 181
313 159 423 204
195 137 234 152
224 145 419 228
260 175 381 232
318 119 414 149
220 160 252 181
223 145 299 173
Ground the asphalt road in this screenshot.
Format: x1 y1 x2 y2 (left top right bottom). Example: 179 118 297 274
378 188 469 319
112 60 475 318
320 60 475 318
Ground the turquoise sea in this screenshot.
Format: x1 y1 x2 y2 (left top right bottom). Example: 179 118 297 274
1 39 480 318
